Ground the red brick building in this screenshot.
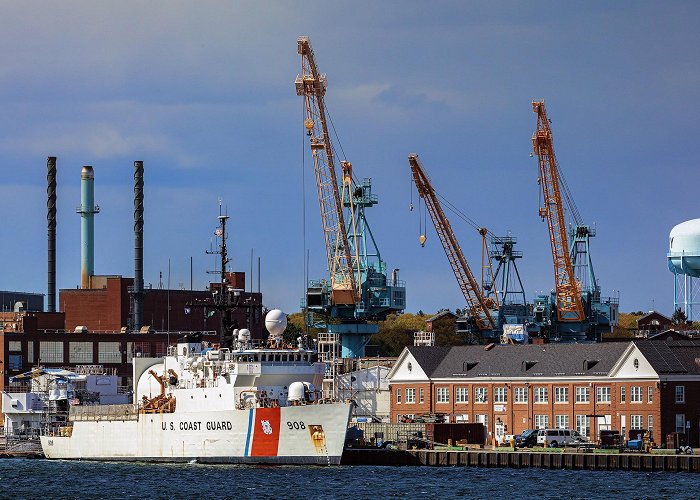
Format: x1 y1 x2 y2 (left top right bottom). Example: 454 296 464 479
388 341 700 446
60 274 263 338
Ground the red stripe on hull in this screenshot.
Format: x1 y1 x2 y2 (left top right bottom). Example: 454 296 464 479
250 408 281 457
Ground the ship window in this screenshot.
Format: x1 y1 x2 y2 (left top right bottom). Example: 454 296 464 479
275 355 281 362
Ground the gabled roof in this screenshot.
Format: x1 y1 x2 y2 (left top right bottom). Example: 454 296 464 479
408 343 629 379
405 346 452 377
646 329 689 341
634 340 700 374
636 310 672 324
426 310 457 322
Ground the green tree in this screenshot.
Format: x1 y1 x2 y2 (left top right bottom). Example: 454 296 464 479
672 307 688 325
372 313 426 357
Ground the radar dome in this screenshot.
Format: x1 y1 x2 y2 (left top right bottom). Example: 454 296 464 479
237 329 251 342
265 309 288 337
668 219 700 277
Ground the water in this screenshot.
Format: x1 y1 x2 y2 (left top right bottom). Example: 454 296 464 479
0 459 696 499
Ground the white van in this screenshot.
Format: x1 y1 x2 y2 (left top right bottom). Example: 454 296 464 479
536 428 584 447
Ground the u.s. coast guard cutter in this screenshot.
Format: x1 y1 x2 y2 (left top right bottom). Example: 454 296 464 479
40 310 352 464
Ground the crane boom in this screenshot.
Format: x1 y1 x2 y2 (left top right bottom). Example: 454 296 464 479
408 153 495 330
531 101 585 322
296 36 357 305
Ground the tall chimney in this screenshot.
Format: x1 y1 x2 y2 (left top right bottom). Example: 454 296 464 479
133 161 144 332
76 166 99 288
47 156 57 312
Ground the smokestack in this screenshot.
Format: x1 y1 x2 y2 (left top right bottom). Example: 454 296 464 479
133 161 144 332
76 166 99 288
47 156 57 312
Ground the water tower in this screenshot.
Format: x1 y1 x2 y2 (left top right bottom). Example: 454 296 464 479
668 219 700 321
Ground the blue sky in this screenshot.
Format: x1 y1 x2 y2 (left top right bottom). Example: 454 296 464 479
1 1 698 316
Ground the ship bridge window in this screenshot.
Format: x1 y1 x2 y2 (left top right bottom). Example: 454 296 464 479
275 354 281 362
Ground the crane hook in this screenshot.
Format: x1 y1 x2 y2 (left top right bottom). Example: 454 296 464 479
419 234 427 247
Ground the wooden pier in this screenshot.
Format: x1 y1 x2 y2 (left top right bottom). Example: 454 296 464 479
341 449 700 472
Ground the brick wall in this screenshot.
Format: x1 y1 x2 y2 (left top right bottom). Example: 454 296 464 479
391 380 671 444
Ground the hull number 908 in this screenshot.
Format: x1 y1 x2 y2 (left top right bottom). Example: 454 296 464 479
286 421 306 430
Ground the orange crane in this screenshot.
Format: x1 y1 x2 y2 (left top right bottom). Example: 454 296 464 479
408 153 496 330
295 36 358 305
531 101 585 322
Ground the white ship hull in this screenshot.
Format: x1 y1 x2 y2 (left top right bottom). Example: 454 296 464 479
41 402 351 465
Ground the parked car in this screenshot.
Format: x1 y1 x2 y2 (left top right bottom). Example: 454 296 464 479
536 428 584 447
516 429 538 448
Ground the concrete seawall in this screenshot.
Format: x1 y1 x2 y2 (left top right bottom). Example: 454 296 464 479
342 449 700 472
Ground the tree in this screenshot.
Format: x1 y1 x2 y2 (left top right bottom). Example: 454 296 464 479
372 313 427 357
672 307 688 325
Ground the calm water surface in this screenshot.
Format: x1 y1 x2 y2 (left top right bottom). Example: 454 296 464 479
0 459 696 499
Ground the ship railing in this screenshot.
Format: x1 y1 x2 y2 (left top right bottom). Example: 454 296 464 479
69 403 140 422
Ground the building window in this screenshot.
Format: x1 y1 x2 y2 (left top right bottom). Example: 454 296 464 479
555 415 569 429
456 387 469 403
127 341 152 362
494 387 507 403
69 342 93 363
419 387 424 404
676 414 685 433
8 340 22 352
436 387 450 404
154 342 167 358
675 386 685 404
476 414 488 430
647 386 653 403
514 387 528 403
534 415 549 429
405 388 416 404
534 387 548 403
396 388 402 404
648 415 653 436
8 354 22 370
631 386 642 403
475 387 487 403
630 415 643 429
596 386 611 403
575 415 590 437
554 387 568 403
575 387 590 403
27 341 34 365
39 341 64 363
98 342 122 363
620 387 626 403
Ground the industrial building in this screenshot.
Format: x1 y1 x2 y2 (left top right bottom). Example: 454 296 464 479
0 291 44 313
0 329 219 400
59 274 263 338
388 341 700 447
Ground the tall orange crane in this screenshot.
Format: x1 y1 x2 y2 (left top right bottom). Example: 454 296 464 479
295 36 357 305
408 153 496 331
531 101 585 322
